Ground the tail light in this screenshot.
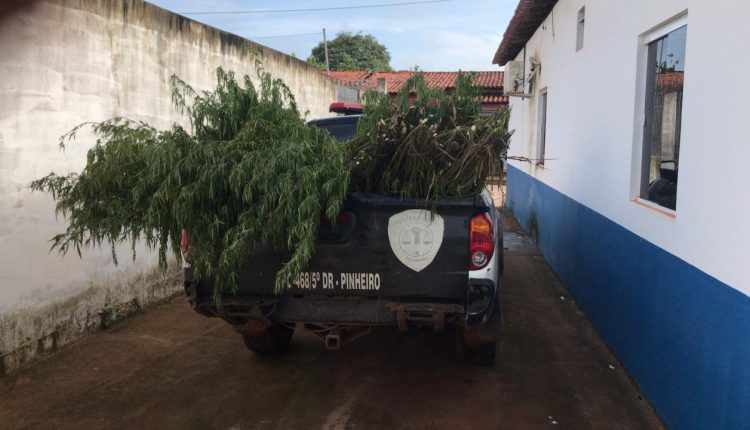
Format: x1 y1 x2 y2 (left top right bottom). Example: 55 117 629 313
180 228 192 263
469 213 494 270
320 213 350 224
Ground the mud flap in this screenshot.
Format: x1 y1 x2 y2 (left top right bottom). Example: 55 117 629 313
461 292 502 347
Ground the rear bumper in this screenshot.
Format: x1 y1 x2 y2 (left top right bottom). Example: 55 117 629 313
184 273 501 334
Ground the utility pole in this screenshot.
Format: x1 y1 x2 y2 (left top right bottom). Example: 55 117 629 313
323 28 330 72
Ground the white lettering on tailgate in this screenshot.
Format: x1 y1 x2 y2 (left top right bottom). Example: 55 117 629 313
292 272 381 291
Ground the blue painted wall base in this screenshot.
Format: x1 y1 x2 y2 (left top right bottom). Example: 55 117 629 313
506 165 750 430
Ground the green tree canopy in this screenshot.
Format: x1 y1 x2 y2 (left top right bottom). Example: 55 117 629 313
308 32 392 71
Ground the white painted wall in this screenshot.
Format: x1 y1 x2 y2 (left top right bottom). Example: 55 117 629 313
506 0 750 295
0 0 337 310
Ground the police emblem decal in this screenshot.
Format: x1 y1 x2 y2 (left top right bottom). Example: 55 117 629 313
387 209 444 272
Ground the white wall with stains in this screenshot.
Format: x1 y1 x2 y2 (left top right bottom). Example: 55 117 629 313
0 0 336 374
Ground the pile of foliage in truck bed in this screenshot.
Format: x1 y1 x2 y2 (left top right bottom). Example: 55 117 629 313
350 72 510 200
32 60 512 294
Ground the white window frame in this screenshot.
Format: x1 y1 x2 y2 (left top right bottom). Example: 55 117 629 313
629 11 687 216
536 88 548 166
576 6 585 52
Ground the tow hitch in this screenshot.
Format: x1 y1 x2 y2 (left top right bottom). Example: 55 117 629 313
304 324 373 350
386 302 465 332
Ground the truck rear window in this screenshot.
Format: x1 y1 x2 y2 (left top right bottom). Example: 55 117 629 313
316 122 358 142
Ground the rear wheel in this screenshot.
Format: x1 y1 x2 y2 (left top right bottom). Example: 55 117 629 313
464 342 497 366
242 324 294 355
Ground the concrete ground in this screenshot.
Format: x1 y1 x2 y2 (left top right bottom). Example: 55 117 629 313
0 212 665 430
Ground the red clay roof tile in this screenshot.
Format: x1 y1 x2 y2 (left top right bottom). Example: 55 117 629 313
322 70 371 87
324 70 504 94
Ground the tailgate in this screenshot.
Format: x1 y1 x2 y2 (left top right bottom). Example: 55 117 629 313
233 193 481 300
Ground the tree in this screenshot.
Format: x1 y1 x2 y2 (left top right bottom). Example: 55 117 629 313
308 32 391 71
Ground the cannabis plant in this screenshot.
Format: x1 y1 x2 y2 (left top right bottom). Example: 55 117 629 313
33 63 513 298
32 59 349 296
348 72 512 199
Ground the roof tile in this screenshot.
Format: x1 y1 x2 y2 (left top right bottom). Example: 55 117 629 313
324 70 504 94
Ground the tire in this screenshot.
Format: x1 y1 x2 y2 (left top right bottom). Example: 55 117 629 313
464 342 497 366
242 324 294 355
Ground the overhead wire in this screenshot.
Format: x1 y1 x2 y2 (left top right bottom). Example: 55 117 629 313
249 32 322 40
178 0 453 15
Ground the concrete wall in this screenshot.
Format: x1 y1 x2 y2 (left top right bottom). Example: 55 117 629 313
336 85 361 104
504 1 750 428
0 0 337 374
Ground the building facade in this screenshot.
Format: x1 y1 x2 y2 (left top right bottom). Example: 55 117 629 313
325 70 507 113
494 1 750 428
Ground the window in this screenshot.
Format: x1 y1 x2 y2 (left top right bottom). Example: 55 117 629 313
317 122 358 141
576 6 585 51
640 24 686 210
537 90 548 165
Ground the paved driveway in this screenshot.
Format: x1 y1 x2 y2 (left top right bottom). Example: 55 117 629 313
0 213 665 429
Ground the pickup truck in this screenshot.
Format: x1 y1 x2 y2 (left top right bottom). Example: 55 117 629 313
183 106 503 365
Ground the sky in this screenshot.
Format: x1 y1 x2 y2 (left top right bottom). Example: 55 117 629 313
147 0 518 71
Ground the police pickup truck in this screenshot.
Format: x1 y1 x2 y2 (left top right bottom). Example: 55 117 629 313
183 103 503 365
